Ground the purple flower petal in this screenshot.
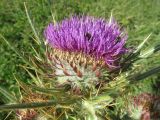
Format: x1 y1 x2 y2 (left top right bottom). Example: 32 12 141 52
44 16 128 69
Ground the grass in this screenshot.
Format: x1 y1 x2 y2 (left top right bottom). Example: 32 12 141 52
0 0 160 119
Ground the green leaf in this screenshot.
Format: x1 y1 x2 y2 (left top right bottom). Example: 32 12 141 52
82 100 97 120
0 101 57 110
139 44 160 58
134 33 152 53
129 66 160 81
30 85 64 94
91 94 113 105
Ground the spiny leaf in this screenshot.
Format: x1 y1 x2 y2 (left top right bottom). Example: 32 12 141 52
139 44 160 58
30 85 64 94
134 33 152 53
129 66 160 81
91 94 113 105
102 76 128 90
82 100 97 120
0 101 57 110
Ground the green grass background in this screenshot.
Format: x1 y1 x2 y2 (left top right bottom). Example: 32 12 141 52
0 0 160 119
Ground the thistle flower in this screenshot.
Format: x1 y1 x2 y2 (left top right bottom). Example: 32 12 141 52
44 16 127 69
44 16 128 91
128 93 160 120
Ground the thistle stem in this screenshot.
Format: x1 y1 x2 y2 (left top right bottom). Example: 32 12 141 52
0 101 56 110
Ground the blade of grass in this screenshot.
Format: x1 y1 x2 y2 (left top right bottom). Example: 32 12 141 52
4 111 13 120
13 74 24 101
22 66 43 86
0 35 41 72
31 45 43 61
0 86 17 103
51 10 57 25
0 35 30 66
24 2 41 45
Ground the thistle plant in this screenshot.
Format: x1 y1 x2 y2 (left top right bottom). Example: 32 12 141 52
127 93 160 120
44 16 127 93
0 4 160 120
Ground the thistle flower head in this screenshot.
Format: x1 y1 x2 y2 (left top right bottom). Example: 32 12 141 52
128 93 160 120
44 16 127 68
44 16 128 92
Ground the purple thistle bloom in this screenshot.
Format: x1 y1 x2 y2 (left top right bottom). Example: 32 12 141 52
44 16 128 68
